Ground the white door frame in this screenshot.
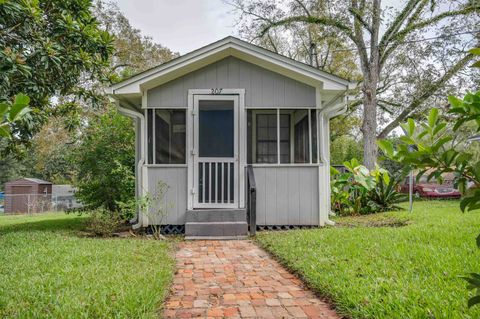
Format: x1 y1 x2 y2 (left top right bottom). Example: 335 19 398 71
187 89 246 210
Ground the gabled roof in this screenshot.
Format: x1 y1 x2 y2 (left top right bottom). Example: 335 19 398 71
108 36 353 96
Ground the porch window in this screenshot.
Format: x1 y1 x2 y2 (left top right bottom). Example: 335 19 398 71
147 109 186 164
247 109 318 164
255 113 278 163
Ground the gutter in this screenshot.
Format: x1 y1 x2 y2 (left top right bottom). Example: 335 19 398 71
115 100 146 229
317 89 349 226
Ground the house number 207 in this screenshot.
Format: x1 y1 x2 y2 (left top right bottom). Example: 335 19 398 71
211 88 223 94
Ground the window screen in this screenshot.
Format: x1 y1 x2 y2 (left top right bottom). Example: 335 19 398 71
248 109 318 164
147 109 186 164
256 113 278 163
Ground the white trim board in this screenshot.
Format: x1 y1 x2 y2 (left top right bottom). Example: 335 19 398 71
108 37 352 96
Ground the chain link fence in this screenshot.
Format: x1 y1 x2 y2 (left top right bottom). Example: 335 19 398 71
0 194 82 214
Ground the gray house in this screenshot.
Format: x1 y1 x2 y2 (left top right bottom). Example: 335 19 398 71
108 37 352 238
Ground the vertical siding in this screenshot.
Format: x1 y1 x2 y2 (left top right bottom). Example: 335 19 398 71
147 56 316 108
253 166 319 225
147 167 187 225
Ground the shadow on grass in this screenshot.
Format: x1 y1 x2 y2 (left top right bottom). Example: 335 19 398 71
0 215 85 234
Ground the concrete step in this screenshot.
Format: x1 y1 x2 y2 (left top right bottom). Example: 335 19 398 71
186 209 246 223
185 221 248 237
185 235 248 240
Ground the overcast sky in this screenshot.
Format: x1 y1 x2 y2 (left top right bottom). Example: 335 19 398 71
115 0 237 54
115 0 406 55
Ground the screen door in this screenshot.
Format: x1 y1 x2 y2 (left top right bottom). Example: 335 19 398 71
193 95 238 208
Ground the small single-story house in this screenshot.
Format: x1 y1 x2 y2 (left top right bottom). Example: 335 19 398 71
108 37 353 238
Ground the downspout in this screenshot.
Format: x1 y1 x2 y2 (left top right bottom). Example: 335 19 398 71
318 90 349 227
115 100 146 229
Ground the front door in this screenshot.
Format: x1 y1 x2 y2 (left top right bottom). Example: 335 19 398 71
193 95 239 208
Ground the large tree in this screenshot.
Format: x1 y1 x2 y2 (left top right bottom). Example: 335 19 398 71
0 0 177 179
94 0 178 80
231 0 479 168
0 0 113 153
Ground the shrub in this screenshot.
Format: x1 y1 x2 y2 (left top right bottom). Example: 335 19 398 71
85 208 123 237
74 108 135 211
370 175 406 212
331 158 404 216
116 198 137 221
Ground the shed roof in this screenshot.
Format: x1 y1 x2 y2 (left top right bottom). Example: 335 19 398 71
6 178 52 185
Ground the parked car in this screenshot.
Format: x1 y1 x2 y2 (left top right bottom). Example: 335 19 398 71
400 174 461 199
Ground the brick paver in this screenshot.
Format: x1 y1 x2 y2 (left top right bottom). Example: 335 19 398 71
164 240 339 318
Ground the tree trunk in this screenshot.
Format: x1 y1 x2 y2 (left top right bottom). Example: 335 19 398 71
359 0 381 170
361 82 378 169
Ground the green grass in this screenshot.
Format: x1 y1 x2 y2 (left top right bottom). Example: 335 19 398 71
256 201 480 319
0 213 175 319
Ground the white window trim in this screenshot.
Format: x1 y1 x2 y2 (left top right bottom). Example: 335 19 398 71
145 105 188 109
146 108 187 165
249 108 319 166
245 106 318 109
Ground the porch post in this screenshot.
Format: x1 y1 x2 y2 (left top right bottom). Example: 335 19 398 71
316 87 329 226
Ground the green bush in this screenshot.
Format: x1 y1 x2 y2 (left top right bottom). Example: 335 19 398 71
85 208 123 237
74 107 135 212
331 158 404 216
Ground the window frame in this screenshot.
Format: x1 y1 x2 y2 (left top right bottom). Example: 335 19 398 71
146 107 188 167
248 107 320 166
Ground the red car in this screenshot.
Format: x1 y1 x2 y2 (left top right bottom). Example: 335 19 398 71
400 175 461 199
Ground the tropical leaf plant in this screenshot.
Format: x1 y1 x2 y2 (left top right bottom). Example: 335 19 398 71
378 89 480 307
331 159 402 216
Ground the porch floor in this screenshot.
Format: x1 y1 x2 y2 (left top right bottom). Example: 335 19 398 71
163 240 339 318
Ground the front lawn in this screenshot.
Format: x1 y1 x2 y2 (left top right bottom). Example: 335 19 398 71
0 213 175 318
256 201 480 319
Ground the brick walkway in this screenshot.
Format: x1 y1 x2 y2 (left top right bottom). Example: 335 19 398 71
164 240 339 318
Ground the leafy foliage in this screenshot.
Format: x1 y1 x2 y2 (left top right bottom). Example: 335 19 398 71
330 134 363 165
94 0 178 81
331 159 404 216
85 208 123 237
378 89 480 307
0 0 113 151
74 107 135 211
0 93 31 138
379 92 480 212
137 181 170 240
370 175 407 212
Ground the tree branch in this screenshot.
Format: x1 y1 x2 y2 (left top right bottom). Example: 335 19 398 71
380 3 479 67
260 15 356 45
377 53 474 139
380 0 428 67
390 5 480 44
351 0 370 76
266 33 278 53
348 7 372 34
379 0 424 49
294 0 311 16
